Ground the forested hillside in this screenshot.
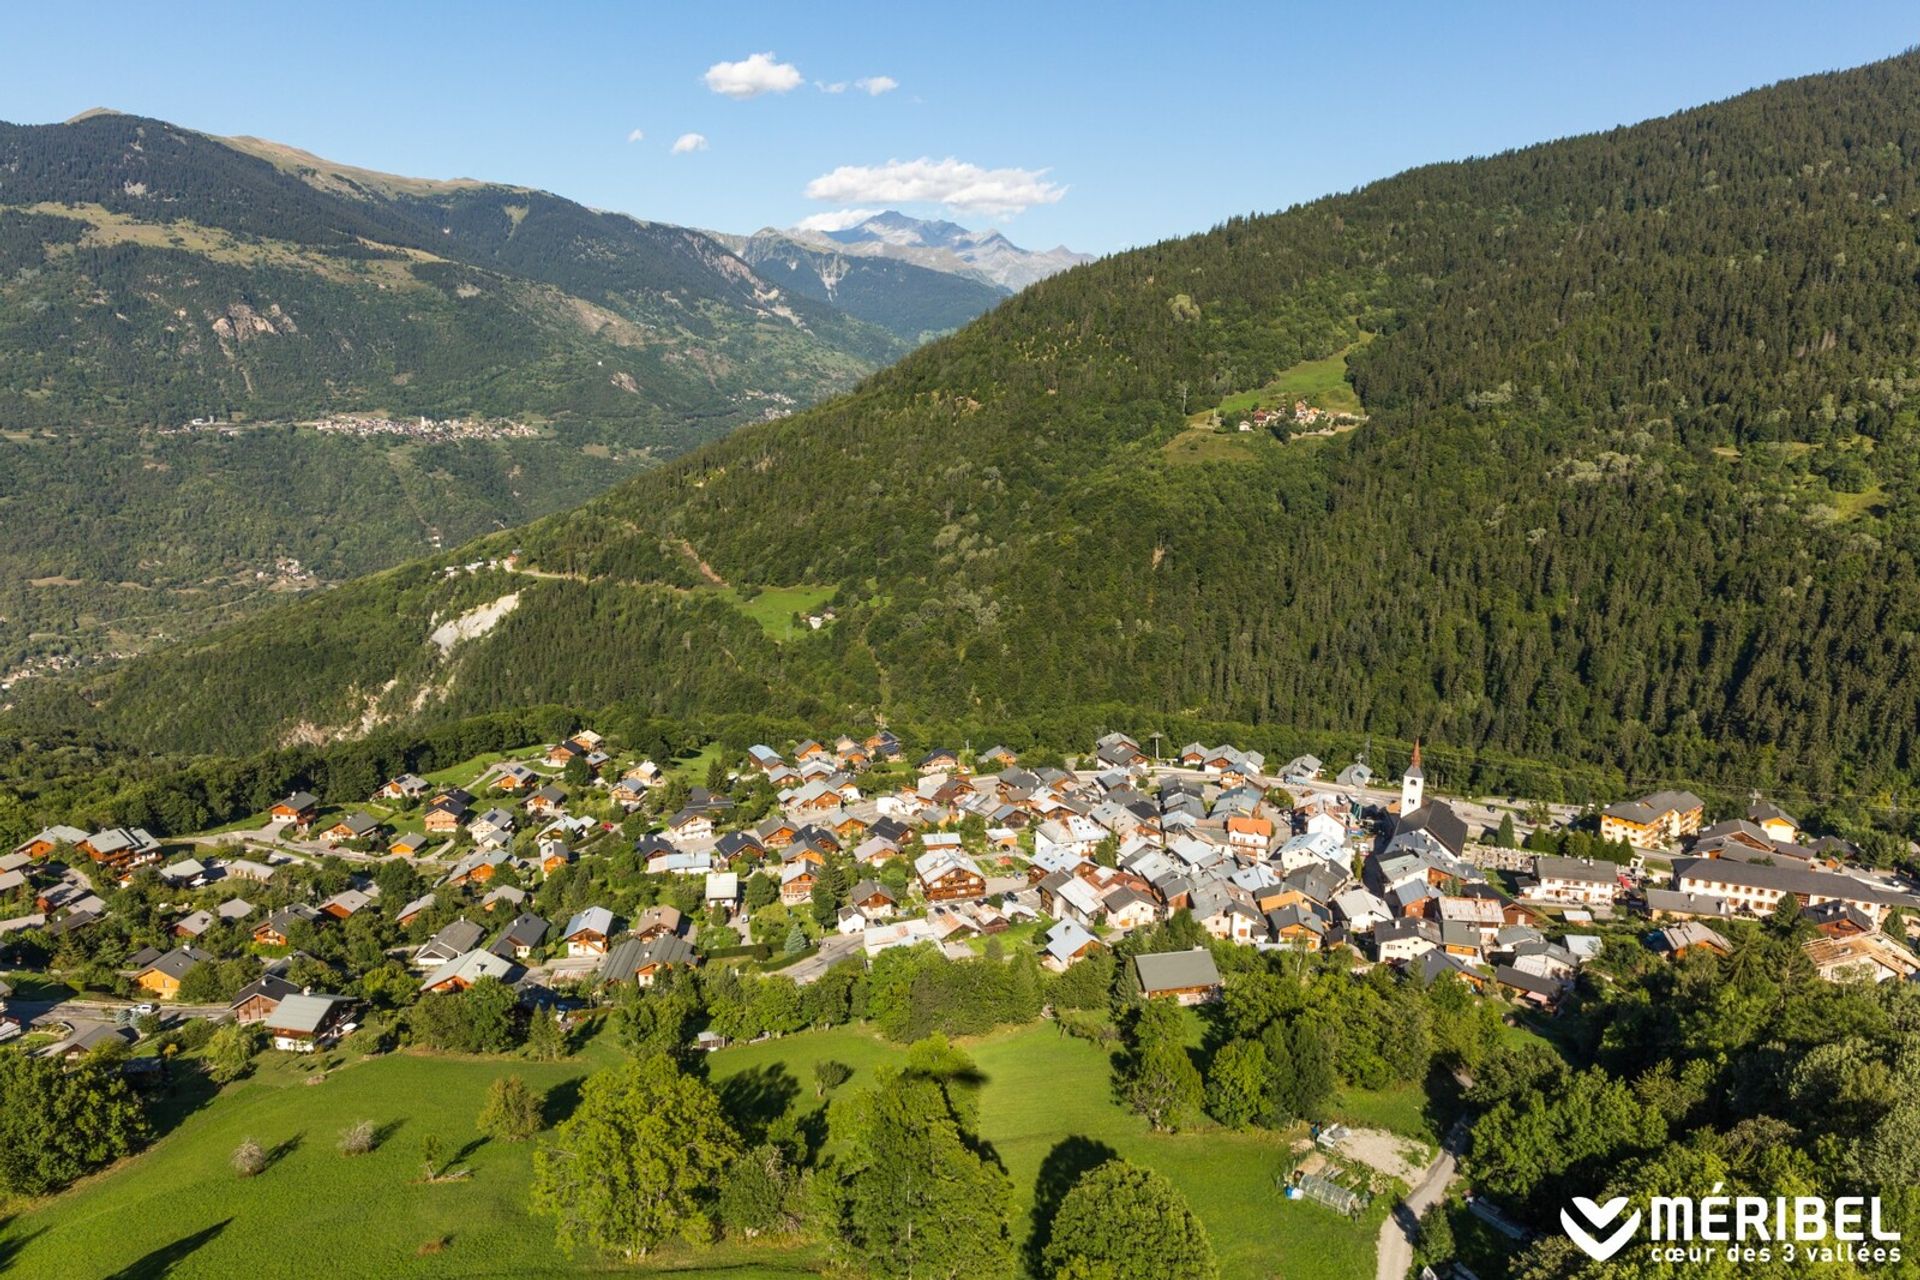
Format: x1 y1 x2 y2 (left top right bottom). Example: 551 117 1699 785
0 112 905 664
62 51 1920 816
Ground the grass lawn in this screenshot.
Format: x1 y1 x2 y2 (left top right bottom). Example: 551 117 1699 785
1331 1082 1437 1144
2 1021 1381 1280
422 746 541 788
707 1022 1381 1280
3 971 77 1002
712 585 837 641
1208 338 1371 422
668 741 726 785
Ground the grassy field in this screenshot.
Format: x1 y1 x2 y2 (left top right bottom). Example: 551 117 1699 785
1330 1082 1438 1144
711 585 837 641
0 1022 1380 1280
1208 339 1370 422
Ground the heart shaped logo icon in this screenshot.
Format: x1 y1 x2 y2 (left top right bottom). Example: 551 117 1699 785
1561 1196 1642 1262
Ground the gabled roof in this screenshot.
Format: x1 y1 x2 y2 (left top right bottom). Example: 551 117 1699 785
1134 947 1222 994
1042 919 1099 963
563 906 616 939
419 948 517 991
490 912 549 955
266 992 351 1035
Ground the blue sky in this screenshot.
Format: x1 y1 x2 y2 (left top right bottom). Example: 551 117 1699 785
3 3 1915 254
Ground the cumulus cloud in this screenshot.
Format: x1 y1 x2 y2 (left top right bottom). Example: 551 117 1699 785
817 80 847 94
704 51 802 99
854 75 899 96
626 128 645 143
796 207 883 232
804 157 1065 217
671 132 709 154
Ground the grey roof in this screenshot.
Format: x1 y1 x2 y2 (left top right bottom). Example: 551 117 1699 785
1042 919 1100 963
419 948 517 991
421 919 486 959
139 946 212 982
1134 947 1222 994
1602 790 1704 824
1672 858 1920 909
228 974 301 1010
1534 855 1617 885
266 992 351 1035
599 933 696 983
564 906 616 939
280 791 318 811
1642 888 1732 917
490 913 549 956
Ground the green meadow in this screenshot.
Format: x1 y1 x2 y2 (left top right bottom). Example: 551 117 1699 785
0 1022 1380 1279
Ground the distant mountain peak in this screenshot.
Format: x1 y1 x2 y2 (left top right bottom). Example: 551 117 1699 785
792 210 1090 290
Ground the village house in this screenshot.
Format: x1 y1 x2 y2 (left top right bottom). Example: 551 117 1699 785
780 861 817 905
915 848 988 902
562 907 618 956
419 948 517 994
1804 933 1920 984
1134 948 1224 1005
253 904 321 947
705 871 740 913
377 773 430 802
1670 858 1920 924
133 946 212 998
388 832 431 858
415 919 487 969
1527 855 1621 906
1041 919 1101 972
228 974 302 1024
494 763 539 793
319 812 384 847
1599 789 1705 849
489 912 549 960
12 824 87 860
270 792 319 827
600 934 697 987
264 993 355 1053
77 827 163 876
524 784 568 818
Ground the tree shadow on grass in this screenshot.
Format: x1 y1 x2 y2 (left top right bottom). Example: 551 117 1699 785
263 1132 304 1171
371 1118 407 1151
146 1068 220 1142
0 1222 47 1276
107 1217 231 1279
716 1063 800 1143
541 1074 586 1128
450 1136 488 1167
1024 1136 1119 1273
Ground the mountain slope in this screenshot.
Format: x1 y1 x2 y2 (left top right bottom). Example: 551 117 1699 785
67 51 1920 808
0 112 906 669
717 227 1010 343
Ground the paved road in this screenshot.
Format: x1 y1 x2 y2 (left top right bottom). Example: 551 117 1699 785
779 933 864 984
1376 1120 1468 1280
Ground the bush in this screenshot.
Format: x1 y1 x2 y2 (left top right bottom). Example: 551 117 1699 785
231 1137 266 1177
338 1119 375 1156
477 1075 542 1142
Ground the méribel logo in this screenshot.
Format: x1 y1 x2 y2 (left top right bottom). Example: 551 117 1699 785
1562 1195 1643 1262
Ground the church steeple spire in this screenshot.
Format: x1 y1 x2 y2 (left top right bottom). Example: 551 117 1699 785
1401 738 1425 813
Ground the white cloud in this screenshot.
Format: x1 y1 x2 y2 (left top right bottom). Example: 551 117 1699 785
817 80 848 94
626 128 645 143
796 207 883 232
804 156 1066 217
854 75 899 96
671 132 709 155
704 51 802 99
